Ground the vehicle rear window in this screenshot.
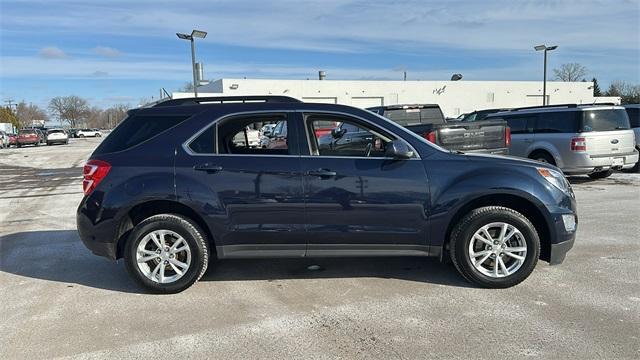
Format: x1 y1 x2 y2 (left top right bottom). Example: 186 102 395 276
580 109 630 132
382 107 444 125
626 108 639 128
19 130 35 135
47 129 65 134
535 111 579 133
94 114 191 154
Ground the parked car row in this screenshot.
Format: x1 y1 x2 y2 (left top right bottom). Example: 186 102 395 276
1 128 71 148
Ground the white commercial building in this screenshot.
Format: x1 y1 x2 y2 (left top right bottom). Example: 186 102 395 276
173 78 619 118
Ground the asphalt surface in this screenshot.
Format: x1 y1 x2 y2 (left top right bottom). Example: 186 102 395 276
0 138 639 359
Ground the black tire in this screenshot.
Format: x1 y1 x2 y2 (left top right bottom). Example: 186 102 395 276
529 151 555 165
79 134 85 138
47 142 51 146
588 169 613 179
124 214 210 294
17 143 21 148
450 206 540 288
34 142 39 147
96 133 101 137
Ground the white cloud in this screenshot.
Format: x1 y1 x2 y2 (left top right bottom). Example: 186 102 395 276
38 46 66 59
5 0 638 53
93 46 123 57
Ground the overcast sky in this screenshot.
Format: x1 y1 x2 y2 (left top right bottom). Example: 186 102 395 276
1 0 639 109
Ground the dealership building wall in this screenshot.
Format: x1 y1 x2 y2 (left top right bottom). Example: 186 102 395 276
174 79 619 118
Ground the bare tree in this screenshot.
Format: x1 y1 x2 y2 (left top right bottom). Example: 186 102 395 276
48 96 90 128
178 82 195 92
605 80 640 104
15 101 48 128
553 63 588 82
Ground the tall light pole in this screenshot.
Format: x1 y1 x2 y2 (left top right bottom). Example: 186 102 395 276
534 44 558 106
177 29 207 97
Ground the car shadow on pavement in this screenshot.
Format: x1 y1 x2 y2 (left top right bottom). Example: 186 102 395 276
0 230 140 293
0 230 473 293
203 257 473 288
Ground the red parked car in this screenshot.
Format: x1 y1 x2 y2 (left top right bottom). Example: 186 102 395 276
8 133 17 147
16 129 40 147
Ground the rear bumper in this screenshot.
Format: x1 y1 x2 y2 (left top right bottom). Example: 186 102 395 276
562 150 639 174
77 202 120 260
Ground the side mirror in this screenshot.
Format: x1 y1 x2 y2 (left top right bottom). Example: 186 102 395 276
385 140 414 159
331 128 347 139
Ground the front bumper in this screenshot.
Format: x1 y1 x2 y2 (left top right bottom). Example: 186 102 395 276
549 237 575 265
545 206 578 265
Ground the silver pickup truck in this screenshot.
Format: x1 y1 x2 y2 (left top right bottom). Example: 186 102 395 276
367 104 510 155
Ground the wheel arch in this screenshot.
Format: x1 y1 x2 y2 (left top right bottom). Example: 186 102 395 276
527 145 562 167
115 200 215 259
443 193 552 262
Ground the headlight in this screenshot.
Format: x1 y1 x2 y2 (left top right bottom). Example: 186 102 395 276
537 167 570 193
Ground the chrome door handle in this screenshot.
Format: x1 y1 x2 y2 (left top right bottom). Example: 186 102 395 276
306 169 337 178
194 164 223 173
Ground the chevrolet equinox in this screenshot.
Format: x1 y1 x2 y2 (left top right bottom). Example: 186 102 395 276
77 96 578 293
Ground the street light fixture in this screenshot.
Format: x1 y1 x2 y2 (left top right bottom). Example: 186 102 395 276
534 44 558 106
176 29 208 97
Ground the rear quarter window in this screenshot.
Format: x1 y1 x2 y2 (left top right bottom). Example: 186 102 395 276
625 108 640 128
94 114 191 155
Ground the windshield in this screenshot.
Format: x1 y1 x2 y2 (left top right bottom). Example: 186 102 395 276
580 109 630 132
382 107 444 126
48 129 64 134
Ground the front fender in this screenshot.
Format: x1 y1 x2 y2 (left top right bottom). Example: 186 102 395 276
427 163 555 248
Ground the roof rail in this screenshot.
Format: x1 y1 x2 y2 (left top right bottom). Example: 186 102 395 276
153 95 302 107
509 103 578 112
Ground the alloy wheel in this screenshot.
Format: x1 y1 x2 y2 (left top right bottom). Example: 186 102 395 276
136 230 192 284
467 222 527 278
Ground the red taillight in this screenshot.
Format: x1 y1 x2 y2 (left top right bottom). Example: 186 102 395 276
505 127 511 147
570 137 586 151
83 159 111 195
424 131 436 143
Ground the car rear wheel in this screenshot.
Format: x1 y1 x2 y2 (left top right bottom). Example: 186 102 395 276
450 206 540 288
530 151 555 165
588 169 613 179
124 214 210 293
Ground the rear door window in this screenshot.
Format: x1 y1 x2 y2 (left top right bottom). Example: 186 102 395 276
535 111 579 133
504 116 533 134
580 109 630 132
94 113 191 155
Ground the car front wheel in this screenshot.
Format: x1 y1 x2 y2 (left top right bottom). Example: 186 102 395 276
124 214 210 293
450 206 540 288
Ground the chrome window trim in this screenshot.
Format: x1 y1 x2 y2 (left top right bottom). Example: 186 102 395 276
182 110 293 157
301 110 421 160
182 109 421 160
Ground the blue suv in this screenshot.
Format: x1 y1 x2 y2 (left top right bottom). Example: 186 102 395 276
77 96 577 293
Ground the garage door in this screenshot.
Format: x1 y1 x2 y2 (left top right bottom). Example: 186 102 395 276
302 97 337 104
351 97 384 109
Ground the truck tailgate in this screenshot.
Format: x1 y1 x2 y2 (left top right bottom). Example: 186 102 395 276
436 120 507 152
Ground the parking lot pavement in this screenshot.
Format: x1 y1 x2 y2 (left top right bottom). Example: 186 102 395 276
0 140 638 359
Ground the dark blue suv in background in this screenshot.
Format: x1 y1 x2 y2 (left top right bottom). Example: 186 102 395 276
77 96 577 293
